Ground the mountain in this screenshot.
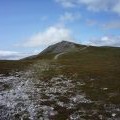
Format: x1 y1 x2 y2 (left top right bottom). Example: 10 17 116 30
40 41 82 54
23 40 87 60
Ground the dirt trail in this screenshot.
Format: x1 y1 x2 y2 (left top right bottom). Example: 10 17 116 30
54 52 67 60
54 46 88 60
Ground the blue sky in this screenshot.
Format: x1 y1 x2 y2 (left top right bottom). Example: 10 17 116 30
0 0 120 59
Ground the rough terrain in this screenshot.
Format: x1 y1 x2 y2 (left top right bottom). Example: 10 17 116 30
0 41 120 120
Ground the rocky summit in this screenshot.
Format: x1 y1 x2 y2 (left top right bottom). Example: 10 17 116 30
40 41 79 54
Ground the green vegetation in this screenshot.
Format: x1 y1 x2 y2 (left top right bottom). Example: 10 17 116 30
0 46 120 103
0 44 120 119
56 46 120 104
0 60 34 75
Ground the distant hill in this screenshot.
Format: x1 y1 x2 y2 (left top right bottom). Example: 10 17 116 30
23 41 87 60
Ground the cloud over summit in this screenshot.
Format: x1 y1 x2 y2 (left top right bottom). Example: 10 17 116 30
22 26 74 48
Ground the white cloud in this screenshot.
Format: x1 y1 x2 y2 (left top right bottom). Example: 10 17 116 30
77 0 115 11
22 26 74 47
112 1 120 15
87 36 120 47
102 20 120 29
60 12 81 22
0 50 31 60
55 0 120 15
55 0 76 8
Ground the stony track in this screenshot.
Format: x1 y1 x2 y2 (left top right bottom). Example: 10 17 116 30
0 61 120 120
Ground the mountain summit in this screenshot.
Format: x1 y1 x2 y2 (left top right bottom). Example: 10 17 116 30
40 40 81 55
23 41 86 60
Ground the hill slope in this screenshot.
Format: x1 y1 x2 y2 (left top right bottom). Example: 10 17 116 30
40 41 81 54
23 40 87 60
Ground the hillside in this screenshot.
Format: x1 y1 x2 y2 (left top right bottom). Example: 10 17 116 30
23 41 87 60
0 41 120 120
